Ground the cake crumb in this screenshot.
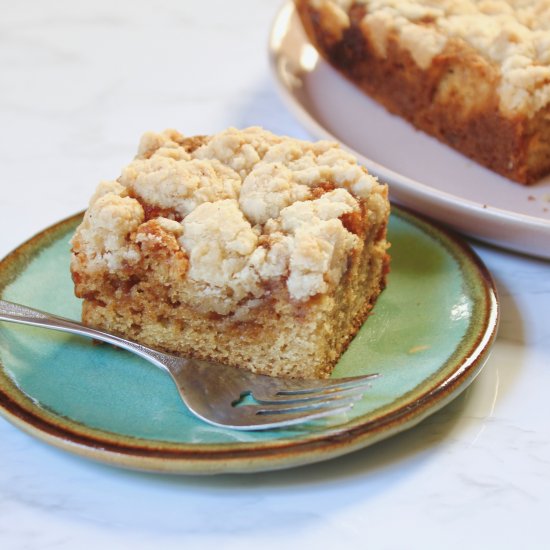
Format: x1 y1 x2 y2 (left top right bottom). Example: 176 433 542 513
408 345 430 354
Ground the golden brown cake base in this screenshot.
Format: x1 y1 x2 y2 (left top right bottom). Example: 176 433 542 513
296 0 550 185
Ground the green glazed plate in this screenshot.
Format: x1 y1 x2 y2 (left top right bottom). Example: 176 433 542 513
0 206 498 474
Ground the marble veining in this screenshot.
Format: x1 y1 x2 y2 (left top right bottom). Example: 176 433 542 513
0 1 549 549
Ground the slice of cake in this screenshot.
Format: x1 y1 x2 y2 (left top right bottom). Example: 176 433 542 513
70 127 390 379
295 0 550 184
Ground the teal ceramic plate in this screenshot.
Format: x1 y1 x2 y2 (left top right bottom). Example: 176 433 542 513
0 206 498 474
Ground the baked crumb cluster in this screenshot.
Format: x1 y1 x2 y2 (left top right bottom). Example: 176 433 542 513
72 127 384 315
311 0 550 116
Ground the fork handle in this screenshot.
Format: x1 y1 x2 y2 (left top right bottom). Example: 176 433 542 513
0 299 172 373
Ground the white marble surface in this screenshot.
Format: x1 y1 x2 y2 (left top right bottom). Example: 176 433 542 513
0 1 549 548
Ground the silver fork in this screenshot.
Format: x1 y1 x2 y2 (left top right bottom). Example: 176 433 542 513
0 299 379 431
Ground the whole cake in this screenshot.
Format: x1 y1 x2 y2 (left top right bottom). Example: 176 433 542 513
71 127 390 379
296 0 550 184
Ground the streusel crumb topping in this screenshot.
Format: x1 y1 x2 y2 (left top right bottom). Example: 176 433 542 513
71 127 385 313
313 0 550 116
